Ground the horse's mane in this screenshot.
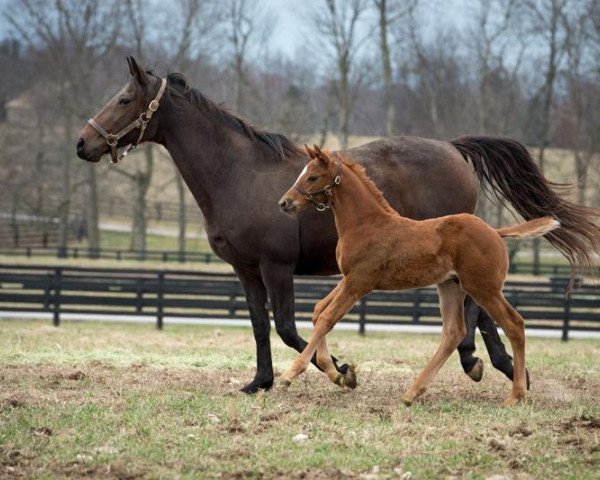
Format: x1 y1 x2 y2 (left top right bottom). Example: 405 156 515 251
164 72 302 161
334 152 398 216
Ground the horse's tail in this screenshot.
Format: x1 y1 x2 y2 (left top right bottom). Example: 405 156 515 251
451 135 600 280
497 217 560 239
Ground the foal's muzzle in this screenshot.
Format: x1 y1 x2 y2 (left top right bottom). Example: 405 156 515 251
279 197 297 214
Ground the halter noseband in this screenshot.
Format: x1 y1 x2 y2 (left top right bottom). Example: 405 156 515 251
87 78 167 164
293 162 342 212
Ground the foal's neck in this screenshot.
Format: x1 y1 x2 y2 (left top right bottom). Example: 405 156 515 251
332 163 401 235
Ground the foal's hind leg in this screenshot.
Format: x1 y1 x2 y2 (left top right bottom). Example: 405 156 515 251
469 293 527 406
402 280 466 406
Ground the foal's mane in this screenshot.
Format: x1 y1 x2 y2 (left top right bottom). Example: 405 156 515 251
335 152 397 216
164 72 302 161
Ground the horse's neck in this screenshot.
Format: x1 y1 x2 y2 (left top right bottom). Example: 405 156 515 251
332 165 399 236
158 106 262 221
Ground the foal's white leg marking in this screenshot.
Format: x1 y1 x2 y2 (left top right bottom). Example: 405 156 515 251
295 165 308 183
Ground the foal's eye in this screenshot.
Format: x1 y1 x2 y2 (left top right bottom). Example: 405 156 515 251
118 98 131 106
307 176 318 183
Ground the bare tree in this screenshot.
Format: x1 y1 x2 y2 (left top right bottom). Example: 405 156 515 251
524 0 570 169
226 0 273 113
372 0 417 137
6 0 123 254
311 0 369 149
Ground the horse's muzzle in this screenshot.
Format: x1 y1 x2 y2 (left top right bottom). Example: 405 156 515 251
76 137 102 162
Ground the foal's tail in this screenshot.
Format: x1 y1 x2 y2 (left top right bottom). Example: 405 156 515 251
497 217 560 239
451 135 600 280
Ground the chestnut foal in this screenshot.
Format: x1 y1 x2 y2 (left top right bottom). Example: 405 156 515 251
278 145 560 407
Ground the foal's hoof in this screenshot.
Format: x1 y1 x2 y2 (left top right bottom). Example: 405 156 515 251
525 369 531 391
334 363 358 389
401 394 413 407
275 377 292 390
467 358 484 382
501 395 523 408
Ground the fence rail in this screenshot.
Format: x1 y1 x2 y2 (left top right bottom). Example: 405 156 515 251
0 247 225 264
0 265 599 340
2 246 599 277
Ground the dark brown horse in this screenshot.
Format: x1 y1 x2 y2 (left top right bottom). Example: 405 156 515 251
76 57 600 393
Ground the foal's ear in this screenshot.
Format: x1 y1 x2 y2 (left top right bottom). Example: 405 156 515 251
312 144 330 165
127 56 149 87
304 144 316 159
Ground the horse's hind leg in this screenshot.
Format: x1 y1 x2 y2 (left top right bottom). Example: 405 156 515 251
457 296 484 381
402 280 466 406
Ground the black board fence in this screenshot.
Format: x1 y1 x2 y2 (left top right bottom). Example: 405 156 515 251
0 264 599 341
3 246 600 277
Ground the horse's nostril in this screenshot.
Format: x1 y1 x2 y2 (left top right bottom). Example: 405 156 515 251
279 199 288 210
76 138 85 152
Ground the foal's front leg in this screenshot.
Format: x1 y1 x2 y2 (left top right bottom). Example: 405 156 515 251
278 282 361 387
310 280 357 387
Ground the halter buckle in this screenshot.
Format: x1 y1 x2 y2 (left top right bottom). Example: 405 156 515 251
334 175 341 185
106 134 118 146
316 203 329 212
148 99 159 112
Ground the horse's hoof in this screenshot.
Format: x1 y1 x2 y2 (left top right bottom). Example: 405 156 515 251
525 369 531 391
240 377 273 394
467 358 484 382
401 394 413 407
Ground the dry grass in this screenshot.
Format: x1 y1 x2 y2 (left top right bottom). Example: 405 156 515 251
0 319 598 479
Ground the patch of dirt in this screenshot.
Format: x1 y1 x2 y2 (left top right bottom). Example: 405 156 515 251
65 370 87 381
560 415 600 432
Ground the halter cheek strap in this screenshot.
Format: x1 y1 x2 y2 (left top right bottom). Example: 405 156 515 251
293 162 342 212
88 77 167 164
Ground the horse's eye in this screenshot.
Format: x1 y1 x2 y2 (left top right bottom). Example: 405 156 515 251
118 98 131 106
307 176 318 182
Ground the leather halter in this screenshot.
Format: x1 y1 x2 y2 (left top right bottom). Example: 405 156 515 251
293 162 342 212
87 78 167 164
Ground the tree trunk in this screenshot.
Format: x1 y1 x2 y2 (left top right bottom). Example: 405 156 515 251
339 59 350 149
176 172 186 258
130 145 153 255
377 0 395 136
86 164 100 257
58 107 71 256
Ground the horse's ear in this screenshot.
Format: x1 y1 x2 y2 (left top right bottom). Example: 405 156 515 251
304 144 316 159
313 144 330 165
127 56 149 87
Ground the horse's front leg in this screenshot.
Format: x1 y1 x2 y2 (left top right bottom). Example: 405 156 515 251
260 263 348 375
234 268 274 393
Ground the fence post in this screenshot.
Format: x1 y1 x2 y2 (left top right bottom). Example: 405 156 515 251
561 294 572 342
156 272 164 330
358 297 367 335
136 279 143 314
52 268 62 327
228 283 237 317
412 290 421 323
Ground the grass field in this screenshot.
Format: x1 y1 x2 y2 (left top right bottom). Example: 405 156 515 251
0 320 598 479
